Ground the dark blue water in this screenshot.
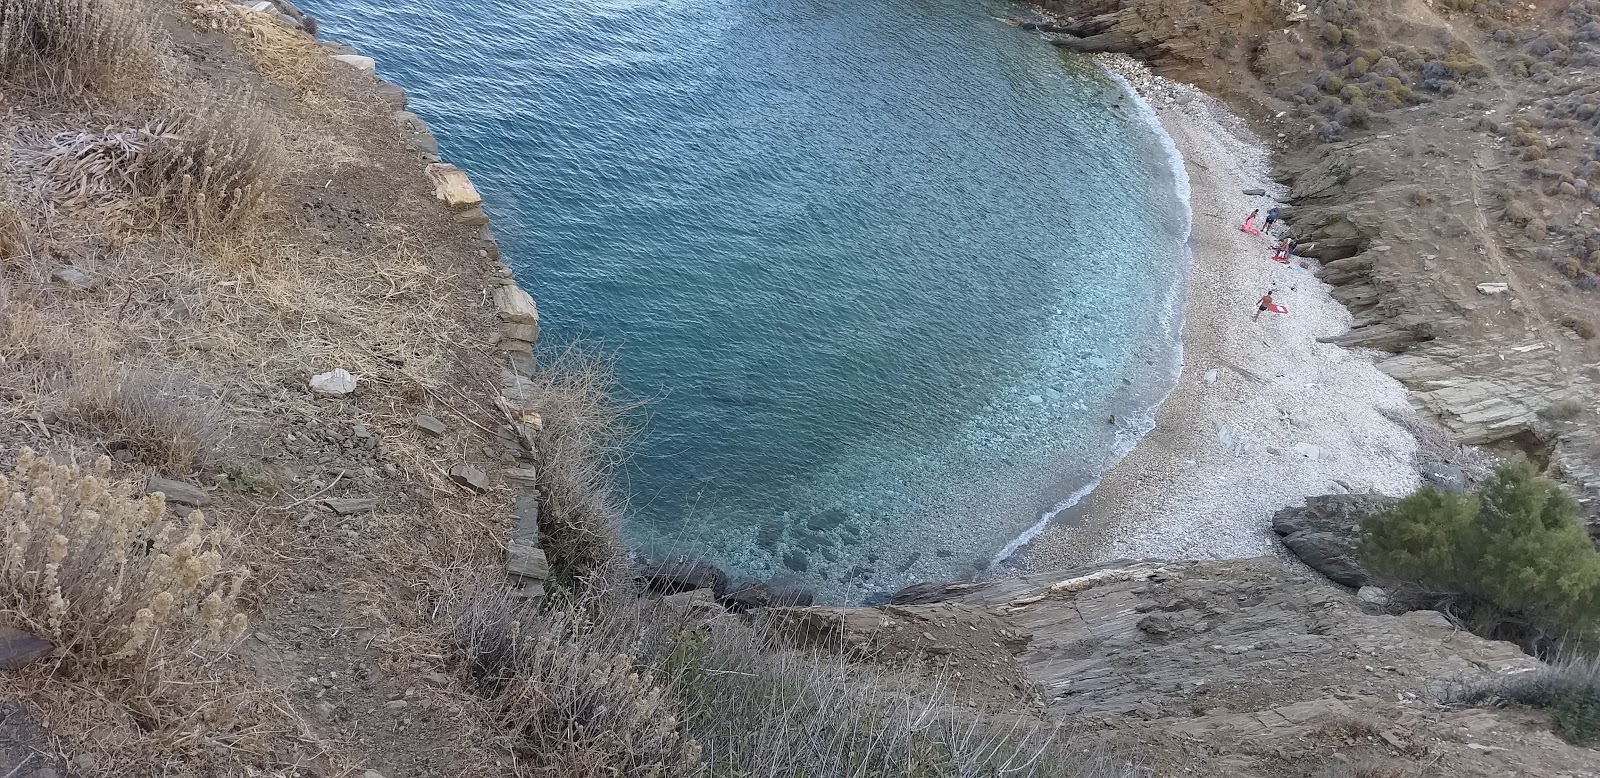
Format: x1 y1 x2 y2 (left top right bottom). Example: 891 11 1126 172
302 0 1190 601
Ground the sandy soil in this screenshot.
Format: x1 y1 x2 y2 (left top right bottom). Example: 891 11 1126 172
1025 57 1423 571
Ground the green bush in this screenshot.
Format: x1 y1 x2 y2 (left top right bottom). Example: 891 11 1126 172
1360 460 1600 640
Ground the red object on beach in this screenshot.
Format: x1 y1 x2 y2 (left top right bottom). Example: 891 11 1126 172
1271 254 1289 264
1267 303 1288 314
1240 214 1259 234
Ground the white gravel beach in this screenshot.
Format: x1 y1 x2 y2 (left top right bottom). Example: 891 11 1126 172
1024 56 1423 571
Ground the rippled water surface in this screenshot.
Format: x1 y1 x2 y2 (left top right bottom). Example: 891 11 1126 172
301 0 1190 601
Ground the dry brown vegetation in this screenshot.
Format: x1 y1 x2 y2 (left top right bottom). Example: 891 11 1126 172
0 0 156 94
429 576 1112 778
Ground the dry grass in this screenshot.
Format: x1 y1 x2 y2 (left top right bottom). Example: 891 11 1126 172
435 576 1122 778
1451 654 1600 744
63 364 233 473
505 347 635 587
193 0 333 100
0 0 156 94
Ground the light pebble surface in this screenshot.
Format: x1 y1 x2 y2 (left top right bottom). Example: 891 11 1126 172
1023 55 1422 570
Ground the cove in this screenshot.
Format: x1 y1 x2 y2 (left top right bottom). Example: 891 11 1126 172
300 0 1191 602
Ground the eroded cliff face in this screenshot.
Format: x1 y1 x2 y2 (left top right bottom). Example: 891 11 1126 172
1026 0 1600 524
782 561 1599 777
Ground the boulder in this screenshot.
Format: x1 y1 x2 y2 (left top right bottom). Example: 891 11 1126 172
455 206 490 226
309 368 356 396
506 538 549 580
424 163 482 209
493 285 539 327
1281 531 1368 587
0 626 52 670
1419 460 1468 492
1476 282 1510 295
1357 585 1390 607
660 588 725 621
1243 188 1267 196
145 476 211 507
639 556 728 598
1272 494 1398 588
447 463 489 492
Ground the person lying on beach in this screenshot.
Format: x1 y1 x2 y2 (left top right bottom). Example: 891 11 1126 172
1253 289 1276 322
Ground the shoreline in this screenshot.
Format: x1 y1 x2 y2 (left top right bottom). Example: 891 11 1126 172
1021 55 1424 572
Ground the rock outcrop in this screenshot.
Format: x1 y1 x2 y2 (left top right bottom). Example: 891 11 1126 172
811 560 1597 776
1271 494 1396 587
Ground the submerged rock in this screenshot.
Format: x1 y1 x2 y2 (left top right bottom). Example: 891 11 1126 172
639 556 728 598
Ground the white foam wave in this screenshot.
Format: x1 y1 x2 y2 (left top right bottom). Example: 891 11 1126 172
989 64 1197 568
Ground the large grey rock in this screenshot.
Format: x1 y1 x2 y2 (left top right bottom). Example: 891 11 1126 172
510 492 540 541
639 556 728 598
506 538 548 580
1281 531 1368 587
447 463 489 492
145 476 211 507
493 284 539 326
1272 494 1397 588
720 580 815 611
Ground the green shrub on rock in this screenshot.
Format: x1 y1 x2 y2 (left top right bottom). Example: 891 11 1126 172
1360 460 1600 642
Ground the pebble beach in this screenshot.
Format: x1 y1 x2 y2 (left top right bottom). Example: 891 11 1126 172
1023 56 1424 571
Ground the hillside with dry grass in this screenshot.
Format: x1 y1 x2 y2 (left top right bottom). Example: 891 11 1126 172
0 2 1125 776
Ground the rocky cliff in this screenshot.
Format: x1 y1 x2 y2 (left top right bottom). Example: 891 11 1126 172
782 560 1600 775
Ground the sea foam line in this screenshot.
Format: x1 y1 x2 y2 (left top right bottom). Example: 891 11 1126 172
989 61 1196 568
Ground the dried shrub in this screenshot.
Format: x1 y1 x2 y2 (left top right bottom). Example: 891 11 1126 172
63 367 231 472
510 347 633 586
132 97 285 235
449 587 701 775
439 579 1112 778
0 0 156 93
1563 313 1598 339
0 451 277 773
23 96 284 234
0 207 31 265
1453 653 1600 744
0 449 250 665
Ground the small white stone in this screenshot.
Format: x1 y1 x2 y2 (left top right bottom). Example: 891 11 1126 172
309 368 357 396
1203 369 1219 383
332 54 377 73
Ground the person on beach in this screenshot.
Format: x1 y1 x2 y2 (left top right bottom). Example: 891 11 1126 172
1264 207 1281 232
1253 289 1276 322
1272 237 1297 262
1240 209 1259 234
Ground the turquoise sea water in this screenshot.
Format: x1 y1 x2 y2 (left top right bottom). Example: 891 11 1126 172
301 0 1190 602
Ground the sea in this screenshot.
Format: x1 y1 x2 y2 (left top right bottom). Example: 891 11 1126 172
299 0 1192 602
